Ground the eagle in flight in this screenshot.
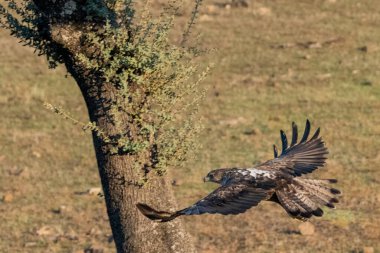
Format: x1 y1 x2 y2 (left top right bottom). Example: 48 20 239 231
137 120 341 222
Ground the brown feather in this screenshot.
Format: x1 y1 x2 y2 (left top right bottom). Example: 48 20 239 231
136 203 181 222
258 120 328 176
276 177 341 220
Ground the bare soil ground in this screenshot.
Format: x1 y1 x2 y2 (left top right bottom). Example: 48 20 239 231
0 0 379 252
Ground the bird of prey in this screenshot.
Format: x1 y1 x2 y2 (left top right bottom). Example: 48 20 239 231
137 120 341 222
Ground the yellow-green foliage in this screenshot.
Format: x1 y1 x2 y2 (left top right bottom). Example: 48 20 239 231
0 0 207 182
76 1 208 177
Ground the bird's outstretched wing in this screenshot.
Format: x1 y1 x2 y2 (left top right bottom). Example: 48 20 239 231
137 183 273 222
258 120 328 176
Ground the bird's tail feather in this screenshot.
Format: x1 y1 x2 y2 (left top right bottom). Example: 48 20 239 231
136 203 181 222
276 178 341 220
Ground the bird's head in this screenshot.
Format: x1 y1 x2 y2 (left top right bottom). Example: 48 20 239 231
203 169 228 184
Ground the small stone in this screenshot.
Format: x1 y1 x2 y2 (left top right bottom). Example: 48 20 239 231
88 187 102 196
52 205 73 214
171 179 180 186
205 4 218 14
317 73 332 81
299 222 315 235
87 227 103 236
243 129 258 136
255 7 271 16
363 246 374 253
199 14 213 22
65 228 78 240
303 54 311 60
219 117 246 126
36 226 55 236
2 193 14 203
24 242 37 247
60 205 72 212
308 42 322 49
32 151 41 158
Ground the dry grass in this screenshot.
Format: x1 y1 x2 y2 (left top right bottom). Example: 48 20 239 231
1 0 380 252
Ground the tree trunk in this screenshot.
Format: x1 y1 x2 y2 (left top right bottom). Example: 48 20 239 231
80 83 197 253
94 153 196 253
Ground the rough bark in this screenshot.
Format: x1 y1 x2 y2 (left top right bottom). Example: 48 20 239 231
29 1 197 252
80 83 196 253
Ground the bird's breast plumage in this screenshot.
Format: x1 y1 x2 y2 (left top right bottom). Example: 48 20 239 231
241 168 274 178
221 168 280 189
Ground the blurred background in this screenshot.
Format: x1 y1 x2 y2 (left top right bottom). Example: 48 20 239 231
0 0 379 252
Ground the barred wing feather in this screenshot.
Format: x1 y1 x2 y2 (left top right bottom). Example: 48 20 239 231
260 120 328 176
179 184 271 215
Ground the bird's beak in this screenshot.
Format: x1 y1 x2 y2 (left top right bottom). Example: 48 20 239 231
203 176 210 182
